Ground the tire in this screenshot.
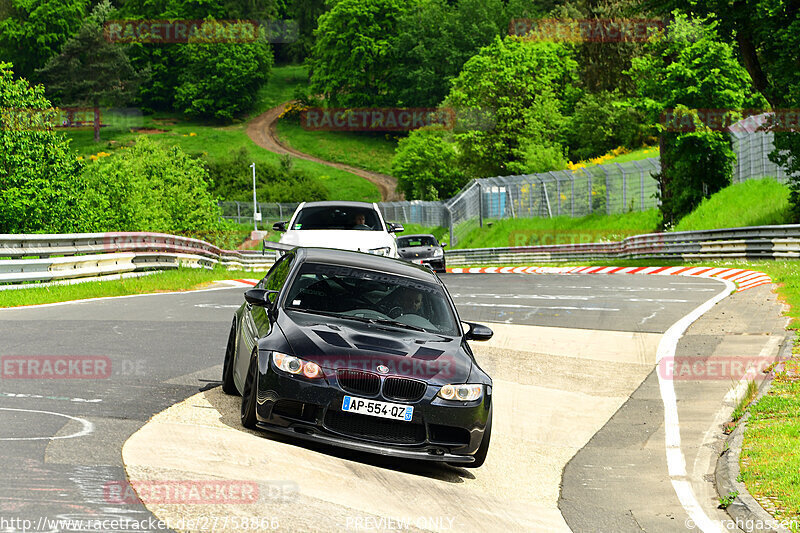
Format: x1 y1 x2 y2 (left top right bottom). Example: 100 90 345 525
241 354 258 429
221 319 238 395
463 408 492 468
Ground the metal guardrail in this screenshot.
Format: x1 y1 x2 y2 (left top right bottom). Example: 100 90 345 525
0 232 277 284
444 225 800 265
3 225 799 285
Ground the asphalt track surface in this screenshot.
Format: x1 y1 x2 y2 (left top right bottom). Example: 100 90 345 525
0 274 733 532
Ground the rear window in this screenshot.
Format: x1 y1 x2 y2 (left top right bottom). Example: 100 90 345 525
292 206 382 231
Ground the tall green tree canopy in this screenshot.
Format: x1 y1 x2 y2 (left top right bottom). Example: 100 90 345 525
0 62 84 233
37 0 149 141
0 0 89 81
628 14 767 225
392 126 465 200
445 36 578 178
310 0 413 107
389 0 504 107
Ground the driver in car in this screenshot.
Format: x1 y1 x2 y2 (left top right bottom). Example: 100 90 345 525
352 212 371 229
397 288 423 315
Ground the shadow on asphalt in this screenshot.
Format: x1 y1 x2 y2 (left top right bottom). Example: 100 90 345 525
201 385 476 483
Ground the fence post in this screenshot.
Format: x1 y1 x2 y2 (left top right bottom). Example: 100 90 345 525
601 165 611 215
445 204 455 246
616 163 626 213
478 182 483 228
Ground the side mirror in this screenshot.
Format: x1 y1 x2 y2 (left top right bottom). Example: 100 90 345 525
245 288 279 307
441 242 448 248
464 322 493 341
387 222 404 233
272 221 288 232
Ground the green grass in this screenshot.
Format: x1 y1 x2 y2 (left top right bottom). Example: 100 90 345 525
65 115 380 202
63 64 380 203
675 178 792 231
0 267 260 308
603 146 659 164
252 64 309 114
740 341 800 531
449 209 662 249
275 120 399 175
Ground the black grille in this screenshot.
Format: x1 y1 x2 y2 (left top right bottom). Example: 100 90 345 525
382 377 427 402
324 410 425 444
337 369 380 396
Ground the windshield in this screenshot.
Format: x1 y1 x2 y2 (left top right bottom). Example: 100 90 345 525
291 206 382 231
397 236 437 248
284 263 459 336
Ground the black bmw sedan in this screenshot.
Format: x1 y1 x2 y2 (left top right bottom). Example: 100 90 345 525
396 234 446 273
222 247 494 466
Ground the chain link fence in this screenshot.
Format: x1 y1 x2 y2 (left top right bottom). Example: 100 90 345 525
220 113 797 246
730 113 791 184
219 201 299 225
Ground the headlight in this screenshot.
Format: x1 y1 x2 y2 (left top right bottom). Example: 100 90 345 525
272 352 323 379
368 247 391 256
437 384 483 401
432 248 444 258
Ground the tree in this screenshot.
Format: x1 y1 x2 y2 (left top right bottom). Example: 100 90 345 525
642 0 800 220
173 25 273 121
565 90 649 161
445 36 578 178
390 0 504 107
310 0 413 107
391 126 465 200
627 14 767 225
0 0 89 81
0 62 84 233
37 0 149 142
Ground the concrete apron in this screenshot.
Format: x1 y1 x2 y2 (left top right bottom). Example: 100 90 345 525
121 322 662 533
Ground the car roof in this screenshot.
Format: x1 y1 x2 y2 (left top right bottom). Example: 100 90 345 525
295 247 440 282
397 234 437 240
299 201 378 209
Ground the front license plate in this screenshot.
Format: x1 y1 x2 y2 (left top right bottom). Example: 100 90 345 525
342 395 413 421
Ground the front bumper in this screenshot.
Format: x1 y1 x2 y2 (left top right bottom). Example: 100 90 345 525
254 359 489 462
399 256 446 272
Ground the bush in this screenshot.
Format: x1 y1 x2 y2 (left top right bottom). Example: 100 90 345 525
391 126 465 200
565 91 650 161
0 62 85 234
78 136 221 233
205 149 328 203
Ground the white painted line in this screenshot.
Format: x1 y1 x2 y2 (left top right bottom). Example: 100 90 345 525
656 278 735 533
0 408 94 441
0 284 245 311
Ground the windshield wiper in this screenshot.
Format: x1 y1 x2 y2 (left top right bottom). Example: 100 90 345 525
366 318 427 332
287 308 429 332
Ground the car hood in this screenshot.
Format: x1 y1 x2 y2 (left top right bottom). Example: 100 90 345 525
278 310 470 385
280 230 396 254
398 246 440 259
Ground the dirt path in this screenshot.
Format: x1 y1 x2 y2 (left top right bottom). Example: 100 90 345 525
246 102 402 201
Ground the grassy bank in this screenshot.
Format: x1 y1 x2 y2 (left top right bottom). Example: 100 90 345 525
451 209 662 249
0 268 260 308
275 120 398 175
676 178 791 231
